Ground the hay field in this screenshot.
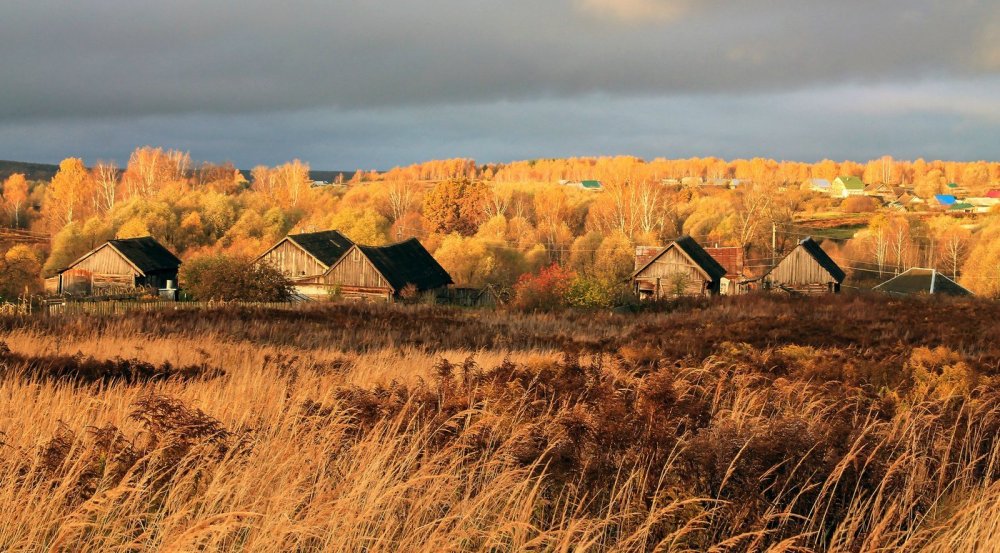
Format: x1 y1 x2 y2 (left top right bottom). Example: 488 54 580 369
1 297 1000 551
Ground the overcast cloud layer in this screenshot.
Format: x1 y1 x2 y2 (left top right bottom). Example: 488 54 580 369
1 0 997 168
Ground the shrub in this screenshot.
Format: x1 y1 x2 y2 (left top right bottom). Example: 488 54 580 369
564 276 635 309
841 195 877 213
512 263 574 311
180 254 293 302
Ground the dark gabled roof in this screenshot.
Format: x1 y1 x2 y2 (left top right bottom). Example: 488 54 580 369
632 236 726 281
356 238 453 292
675 236 727 281
797 237 846 283
106 237 180 274
874 268 972 297
288 230 354 266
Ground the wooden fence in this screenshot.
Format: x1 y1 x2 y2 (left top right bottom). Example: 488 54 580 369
44 300 309 317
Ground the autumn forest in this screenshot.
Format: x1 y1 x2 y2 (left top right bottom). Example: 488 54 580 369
0 149 998 304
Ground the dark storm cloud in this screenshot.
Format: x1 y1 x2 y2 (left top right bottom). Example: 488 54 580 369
0 0 996 121
0 79 995 168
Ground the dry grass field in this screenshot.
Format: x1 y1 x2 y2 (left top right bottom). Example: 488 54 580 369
2 296 1000 551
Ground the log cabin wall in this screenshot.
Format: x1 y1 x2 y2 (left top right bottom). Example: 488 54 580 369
61 245 140 294
323 247 393 298
768 247 838 293
633 246 710 297
259 240 329 280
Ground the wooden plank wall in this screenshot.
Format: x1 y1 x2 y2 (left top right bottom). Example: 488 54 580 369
61 245 139 294
323 248 391 293
633 246 709 297
768 247 837 293
259 240 328 279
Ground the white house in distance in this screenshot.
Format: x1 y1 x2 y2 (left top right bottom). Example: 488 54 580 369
831 176 865 198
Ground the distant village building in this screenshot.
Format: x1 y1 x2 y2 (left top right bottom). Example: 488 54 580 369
945 182 969 198
764 237 845 294
949 202 976 214
831 176 865 198
55 237 180 296
967 197 1000 213
932 194 958 209
563 180 602 191
806 179 831 194
874 268 972 297
321 238 453 302
864 183 897 199
257 230 355 298
630 236 727 299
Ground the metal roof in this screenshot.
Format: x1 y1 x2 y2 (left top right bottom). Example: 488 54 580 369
354 238 453 292
874 268 972 297
288 230 355 266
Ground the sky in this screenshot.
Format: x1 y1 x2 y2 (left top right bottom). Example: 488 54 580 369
0 0 997 170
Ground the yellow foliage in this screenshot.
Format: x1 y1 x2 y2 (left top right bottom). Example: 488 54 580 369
116 218 151 239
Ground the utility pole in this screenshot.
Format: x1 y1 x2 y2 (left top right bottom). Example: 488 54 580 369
772 223 777 260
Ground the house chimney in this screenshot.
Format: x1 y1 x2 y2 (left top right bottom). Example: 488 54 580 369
635 246 660 271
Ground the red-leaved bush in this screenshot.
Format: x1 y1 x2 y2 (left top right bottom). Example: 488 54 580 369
511 263 575 311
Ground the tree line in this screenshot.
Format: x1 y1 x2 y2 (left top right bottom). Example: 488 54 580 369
1 147 998 302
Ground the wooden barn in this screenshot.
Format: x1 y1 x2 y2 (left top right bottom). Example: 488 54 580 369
874 268 972 297
630 236 727 298
764 237 845 294
56 236 181 296
321 238 453 301
256 230 355 298
257 230 354 281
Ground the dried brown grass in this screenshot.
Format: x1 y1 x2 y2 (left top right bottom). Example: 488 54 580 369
0 296 998 551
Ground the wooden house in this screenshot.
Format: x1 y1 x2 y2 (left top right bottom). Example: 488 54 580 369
630 236 727 299
257 230 354 281
321 238 453 301
764 237 845 294
874 268 972 297
56 236 180 296
864 182 897 200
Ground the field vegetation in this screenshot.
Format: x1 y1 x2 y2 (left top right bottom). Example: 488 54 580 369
2 295 1000 551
